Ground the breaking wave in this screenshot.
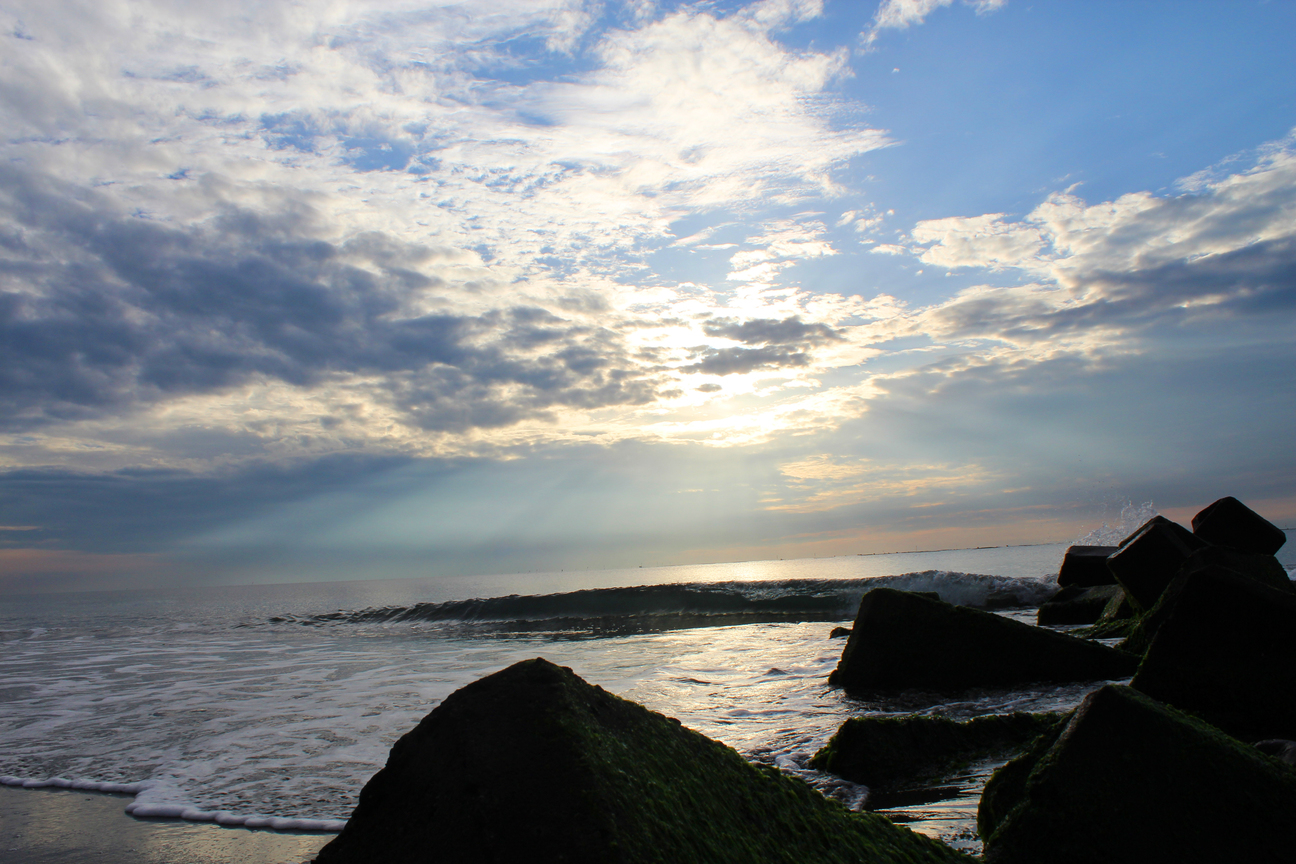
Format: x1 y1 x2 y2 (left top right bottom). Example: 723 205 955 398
270 571 1059 636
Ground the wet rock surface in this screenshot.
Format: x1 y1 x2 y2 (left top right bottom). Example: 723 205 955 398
828 588 1136 692
810 713 1062 807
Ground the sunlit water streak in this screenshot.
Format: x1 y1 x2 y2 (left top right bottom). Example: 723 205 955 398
6 541 1289 853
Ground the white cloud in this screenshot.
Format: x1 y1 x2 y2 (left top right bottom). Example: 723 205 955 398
0 1 901 469
864 0 1006 46
911 137 1296 288
911 213 1049 271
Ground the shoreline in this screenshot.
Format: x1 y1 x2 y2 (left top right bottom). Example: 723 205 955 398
0 785 331 864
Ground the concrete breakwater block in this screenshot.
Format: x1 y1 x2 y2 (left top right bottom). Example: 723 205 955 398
1119 545 1295 655
810 712 1061 800
978 685 1296 864
1105 518 1208 612
313 658 971 864
828 589 1136 692
1191 495 1287 555
1037 584 1119 625
1131 567 1296 742
1056 545 1118 587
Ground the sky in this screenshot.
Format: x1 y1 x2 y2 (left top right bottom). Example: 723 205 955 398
2 0 1295 593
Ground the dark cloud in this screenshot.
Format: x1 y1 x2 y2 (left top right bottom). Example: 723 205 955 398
702 316 842 346
928 236 1296 345
0 165 666 432
684 316 842 376
1093 236 1296 317
683 344 814 376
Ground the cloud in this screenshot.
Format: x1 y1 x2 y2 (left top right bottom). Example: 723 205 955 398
0 163 668 436
680 314 844 376
863 0 1006 46
702 316 842 346
906 138 1296 351
910 213 1049 271
645 133 1296 458
768 453 997 513
0 1 896 468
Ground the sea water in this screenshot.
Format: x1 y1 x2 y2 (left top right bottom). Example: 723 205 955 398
2 540 1292 854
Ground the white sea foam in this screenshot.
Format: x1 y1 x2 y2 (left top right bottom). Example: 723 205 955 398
860 570 1058 607
1 775 147 794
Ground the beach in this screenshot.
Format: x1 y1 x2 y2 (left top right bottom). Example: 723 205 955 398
0 786 328 864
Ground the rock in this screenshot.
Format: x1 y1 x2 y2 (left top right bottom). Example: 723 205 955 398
1180 543 1294 591
1104 517 1208 612
827 589 1137 692
1056 545 1118 587
1130 567 1296 741
1069 587 1139 639
1071 616 1138 641
828 626 852 638
1099 585 1136 620
314 658 971 864
1116 514 1174 547
1036 584 1119 626
1118 546 1295 655
1192 496 1287 555
809 712 1062 803
978 685 1296 864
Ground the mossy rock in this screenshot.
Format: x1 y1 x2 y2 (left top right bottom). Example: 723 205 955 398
314 658 972 864
1070 615 1139 641
810 712 1063 799
829 589 1137 692
1098 584 1137 620
979 685 1296 864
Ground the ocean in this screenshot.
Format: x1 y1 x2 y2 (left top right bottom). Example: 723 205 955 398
3 538 1293 855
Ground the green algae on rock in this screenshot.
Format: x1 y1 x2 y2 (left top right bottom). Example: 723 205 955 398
978 685 1296 864
828 589 1137 692
314 658 972 864
810 713 1063 803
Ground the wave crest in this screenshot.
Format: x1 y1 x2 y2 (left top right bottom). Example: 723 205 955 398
270 571 1058 636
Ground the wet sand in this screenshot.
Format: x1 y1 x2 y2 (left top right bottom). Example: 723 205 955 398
0 786 332 863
